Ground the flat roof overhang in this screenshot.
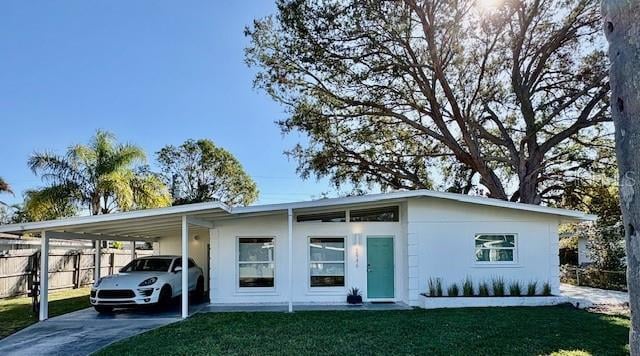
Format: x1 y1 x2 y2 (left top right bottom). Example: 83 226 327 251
0 202 231 240
0 189 596 240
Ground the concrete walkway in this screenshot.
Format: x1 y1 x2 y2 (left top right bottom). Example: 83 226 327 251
203 302 412 313
0 303 207 356
560 283 628 309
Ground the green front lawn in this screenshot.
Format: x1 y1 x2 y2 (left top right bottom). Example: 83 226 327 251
0 288 90 339
96 305 629 355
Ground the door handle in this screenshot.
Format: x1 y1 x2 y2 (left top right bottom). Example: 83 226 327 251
367 264 372 272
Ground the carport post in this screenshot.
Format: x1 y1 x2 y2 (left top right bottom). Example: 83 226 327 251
181 215 189 319
94 240 101 282
131 241 136 260
39 230 49 321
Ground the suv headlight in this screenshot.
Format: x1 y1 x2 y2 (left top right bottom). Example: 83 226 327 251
139 277 158 286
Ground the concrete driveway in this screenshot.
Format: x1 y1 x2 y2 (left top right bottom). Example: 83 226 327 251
0 303 206 356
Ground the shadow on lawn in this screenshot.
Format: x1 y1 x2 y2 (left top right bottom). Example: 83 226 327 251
510 308 629 355
413 305 631 355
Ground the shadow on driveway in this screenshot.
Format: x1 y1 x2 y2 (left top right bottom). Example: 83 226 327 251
0 300 207 356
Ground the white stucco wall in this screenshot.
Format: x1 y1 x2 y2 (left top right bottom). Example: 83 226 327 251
406 198 560 306
157 229 210 289
154 197 562 307
209 205 406 304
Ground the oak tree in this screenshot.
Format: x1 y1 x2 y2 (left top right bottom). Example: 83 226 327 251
246 0 612 204
601 0 640 353
156 139 259 206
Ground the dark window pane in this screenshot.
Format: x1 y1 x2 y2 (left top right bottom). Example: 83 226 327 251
310 275 345 287
172 258 182 272
239 277 274 288
475 248 514 262
349 206 399 222
121 258 173 272
476 248 490 262
297 211 346 222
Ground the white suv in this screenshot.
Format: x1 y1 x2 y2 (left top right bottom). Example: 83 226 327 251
90 255 204 313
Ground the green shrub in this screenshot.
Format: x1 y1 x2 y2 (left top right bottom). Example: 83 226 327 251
447 283 460 297
526 281 537 296
508 281 522 296
428 278 443 297
427 278 437 296
478 281 490 297
542 282 552 296
491 277 505 296
462 277 474 296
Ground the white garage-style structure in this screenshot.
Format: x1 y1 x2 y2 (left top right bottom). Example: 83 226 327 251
0 190 595 320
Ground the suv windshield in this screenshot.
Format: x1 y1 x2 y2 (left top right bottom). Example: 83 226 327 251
121 258 173 272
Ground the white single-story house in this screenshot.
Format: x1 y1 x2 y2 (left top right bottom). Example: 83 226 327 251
0 189 595 320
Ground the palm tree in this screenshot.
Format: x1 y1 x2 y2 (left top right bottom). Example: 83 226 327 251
0 177 14 206
28 130 171 216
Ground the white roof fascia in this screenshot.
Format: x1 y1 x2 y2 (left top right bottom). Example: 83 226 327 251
0 189 595 234
0 201 230 234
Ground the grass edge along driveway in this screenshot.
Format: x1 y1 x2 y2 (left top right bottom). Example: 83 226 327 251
0 288 90 339
96 305 630 355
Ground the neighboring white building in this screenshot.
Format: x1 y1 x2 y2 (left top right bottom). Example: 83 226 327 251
577 236 593 266
0 189 595 319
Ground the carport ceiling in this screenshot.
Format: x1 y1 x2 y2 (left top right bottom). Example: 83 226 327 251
0 202 231 240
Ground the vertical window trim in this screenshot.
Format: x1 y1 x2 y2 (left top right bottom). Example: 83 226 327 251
307 236 347 289
236 236 276 290
474 233 518 264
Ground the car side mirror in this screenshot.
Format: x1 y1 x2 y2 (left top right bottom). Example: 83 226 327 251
174 266 182 273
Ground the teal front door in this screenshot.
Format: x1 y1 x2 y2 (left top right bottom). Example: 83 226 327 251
367 237 394 299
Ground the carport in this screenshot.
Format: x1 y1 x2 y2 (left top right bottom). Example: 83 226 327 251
0 202 231 320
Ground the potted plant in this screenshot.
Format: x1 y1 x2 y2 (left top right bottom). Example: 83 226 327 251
347 287 363 304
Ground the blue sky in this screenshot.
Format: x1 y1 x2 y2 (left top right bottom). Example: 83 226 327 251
0 1 340 207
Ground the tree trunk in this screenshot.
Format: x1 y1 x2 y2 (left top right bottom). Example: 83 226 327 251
601 1 640 353
91 193 100 216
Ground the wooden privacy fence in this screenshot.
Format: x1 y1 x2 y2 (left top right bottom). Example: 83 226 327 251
0 247 153 299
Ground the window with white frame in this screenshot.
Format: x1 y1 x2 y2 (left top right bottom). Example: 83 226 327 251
474 234 516 263
309 237 345 287
238 238 275 287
